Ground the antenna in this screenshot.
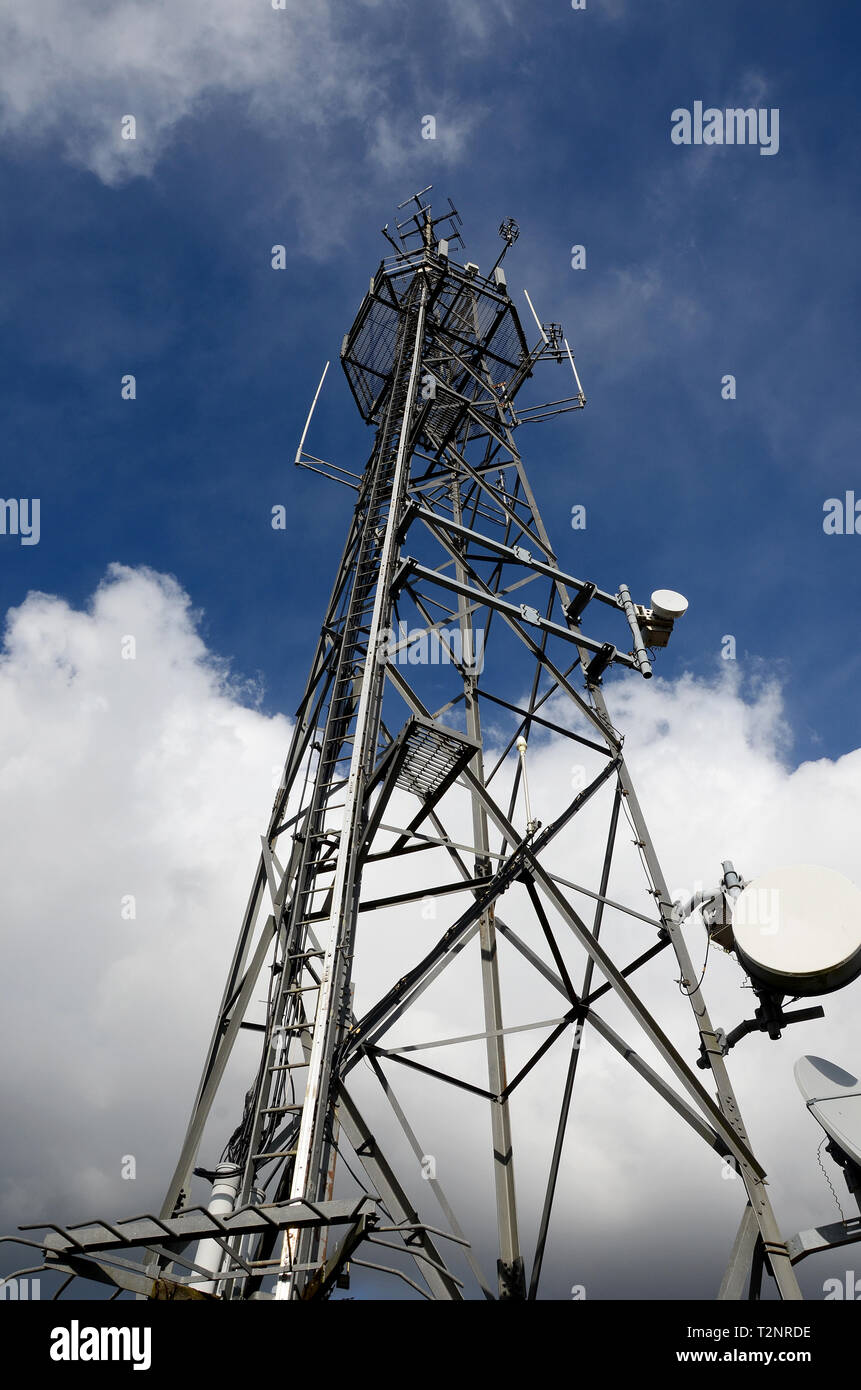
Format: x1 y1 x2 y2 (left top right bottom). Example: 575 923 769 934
397 184 433 211
294 360 361 490
563 337 585 400
447 196 465 249
515 735 537 835
680 862 861 1073
731 865 861 997
522 288 548 344
390 187 464 256
294 361 329 466
795 1055 861 1169
789 1054 861 1273
490 217 519 275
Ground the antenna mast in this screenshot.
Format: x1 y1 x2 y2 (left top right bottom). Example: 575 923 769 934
7 190 815 1303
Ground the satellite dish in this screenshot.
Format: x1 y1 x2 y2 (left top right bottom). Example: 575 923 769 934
732 865 861 997
650 589 688 620
795 1055 861 1167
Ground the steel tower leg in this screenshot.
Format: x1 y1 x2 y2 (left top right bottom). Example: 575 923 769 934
276 278 431 1298
449 467 524 1298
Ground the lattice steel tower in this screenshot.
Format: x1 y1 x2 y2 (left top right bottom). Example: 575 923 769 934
9 191 806 1301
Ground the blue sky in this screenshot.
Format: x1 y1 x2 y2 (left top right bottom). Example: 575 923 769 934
1 0 859 759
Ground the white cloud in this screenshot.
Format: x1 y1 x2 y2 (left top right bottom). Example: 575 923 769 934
0 0 491 190
369 106 486 173
0 564 292 1221
0 0 381 184
1 564 859 1299
566 263 709 377
441 0 515 40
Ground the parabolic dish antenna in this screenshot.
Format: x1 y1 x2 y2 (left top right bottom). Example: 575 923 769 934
795 1055 861 1167
732 864 861 997
650 589 688 620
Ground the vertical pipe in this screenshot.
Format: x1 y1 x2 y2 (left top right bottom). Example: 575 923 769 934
193 1163 242 1296
617 584 652 678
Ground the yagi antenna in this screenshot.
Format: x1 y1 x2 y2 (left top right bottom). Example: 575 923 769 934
397 185 432 211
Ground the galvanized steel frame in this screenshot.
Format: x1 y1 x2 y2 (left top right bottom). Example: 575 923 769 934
4 195 804 1302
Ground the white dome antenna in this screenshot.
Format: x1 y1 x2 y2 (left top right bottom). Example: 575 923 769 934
650 589 689 620
632 588 689 650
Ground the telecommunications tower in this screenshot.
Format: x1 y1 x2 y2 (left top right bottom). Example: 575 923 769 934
15 190 861 1302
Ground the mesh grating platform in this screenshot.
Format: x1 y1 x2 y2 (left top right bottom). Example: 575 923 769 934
342 256 528 426
394 719 477 799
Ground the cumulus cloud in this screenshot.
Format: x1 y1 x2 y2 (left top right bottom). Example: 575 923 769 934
1 564 859 1300
0 564 292 1223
